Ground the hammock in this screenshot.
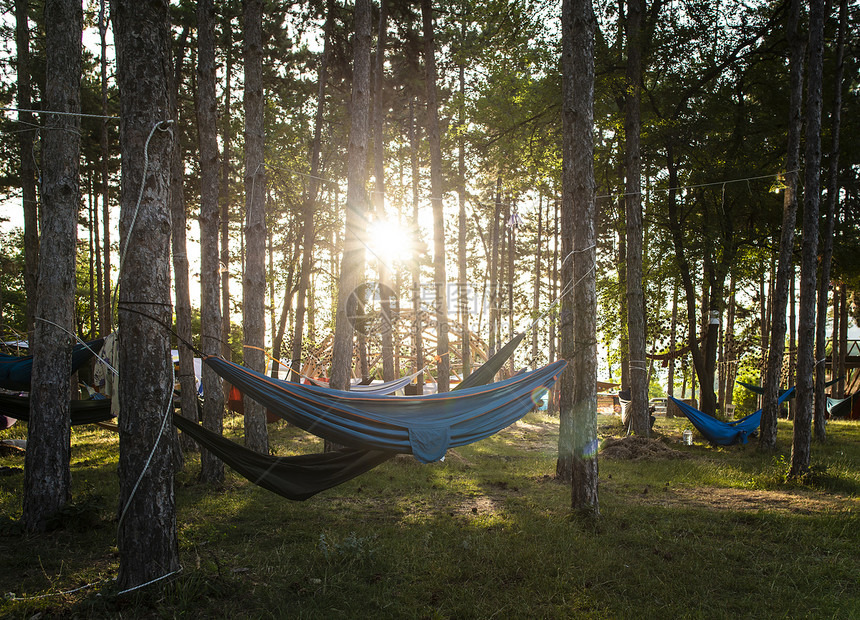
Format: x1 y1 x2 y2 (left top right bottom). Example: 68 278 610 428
0 393 114 426
176 330 534 499
202 356 566 463
670 388 794 446
827 393 860 418
0 338 105 391
738 376 839 396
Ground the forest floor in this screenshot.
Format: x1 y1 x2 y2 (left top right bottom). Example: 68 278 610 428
1 405 858 618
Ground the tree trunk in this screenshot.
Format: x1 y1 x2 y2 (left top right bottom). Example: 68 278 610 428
531 194 542 369
838 285 846 398
169 27 195 459
558 0 598 517
220 8 234 365
99 0 111 336
113 0 180 589
667 281 678 413
790 0 825 479
197 0 225 483
291 0 333 383
242 0 268 453
813 0 846 442
330 0 371 397
458 59 471 379
761 0 803 450
421 0 450 392
624 0 648 436
16 0 39 336
617 210 629 393
409 97 423 394
22 0 82 532
488 177 502 357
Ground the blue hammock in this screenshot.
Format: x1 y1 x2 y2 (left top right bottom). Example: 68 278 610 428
0 338 105 392
203 356 566 463
670 388 794 446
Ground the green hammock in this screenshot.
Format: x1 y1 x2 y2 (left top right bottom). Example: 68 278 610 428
0 393 114 426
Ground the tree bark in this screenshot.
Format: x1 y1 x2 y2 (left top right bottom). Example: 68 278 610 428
16 0 39 337
488 177 502 357
242 0 268 453
113 0 180 589
624 0 648 436
531 194 542 369
813 0 846 442
220 8 234 364
99 0 111 336
330 0 372 397
197 0 225 483
291 0 333 383
409 96 423 394
421 0 450 392
558 0 598 517
169 27 195 459
22 0 82 532
458 59 471 379
790 0 825 479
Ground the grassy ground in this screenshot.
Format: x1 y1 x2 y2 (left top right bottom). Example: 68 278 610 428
1 410 858 618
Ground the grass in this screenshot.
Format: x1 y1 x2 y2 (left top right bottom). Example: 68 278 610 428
1 411 858 618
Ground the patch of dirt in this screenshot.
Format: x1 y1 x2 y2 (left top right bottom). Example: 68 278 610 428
612 483 859 514
600 436 687 461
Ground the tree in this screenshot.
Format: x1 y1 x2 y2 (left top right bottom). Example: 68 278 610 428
113 0 180 590
557 0 598 516
198 0 225 483
759 0 804 452
243 0 268 453
330 0 372 394
421 0 450 393
15 0 38 336
22 0 82 533
790 0 825 479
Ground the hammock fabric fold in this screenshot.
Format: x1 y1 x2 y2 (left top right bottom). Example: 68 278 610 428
0 393 114 426
203 356 566 463
827 393 860 418
670 388 794 446
0 338 105 392
173 414 394 500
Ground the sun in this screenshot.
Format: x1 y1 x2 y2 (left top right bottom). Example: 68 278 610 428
367 217 414 265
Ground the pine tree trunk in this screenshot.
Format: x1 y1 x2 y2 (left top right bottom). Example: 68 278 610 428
488 178 502 357
113 0 180 589
813 0 846 442
197 0 225 483
790 0 825 478
169 28 195 459
98 0 111 336
558 0 598 517
220 14 233 365
291 0 333 383
409 97 423 394
458 59 471 380
15 0 39 336
531 194 542 369
242 0 268 453
421 0 450 392
330 0 372 397
624 0 648 436
22 0 82 532
667 282 678 412
760 0 804 449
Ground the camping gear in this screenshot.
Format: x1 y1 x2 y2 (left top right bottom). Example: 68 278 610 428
0 338 105 391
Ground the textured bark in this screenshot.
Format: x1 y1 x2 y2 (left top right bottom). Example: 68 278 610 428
488 178 501 356
373 0 395 382
22 0 82 532
99 0 111 336
458 60 471 379
667 282 678 410
624 0 648 436
838 286 847 398
198 0 225 483
813 0 846 442
330 0 371 395
790 0 825 479
557 0 598 516
113 0 180 589
291 0 333 383
220 12 233 364
760 0 803 449
421 0 450 392
16 0 39 336
243 0 268 454
531 194 542 369
409 97 423 393
169 27 195 459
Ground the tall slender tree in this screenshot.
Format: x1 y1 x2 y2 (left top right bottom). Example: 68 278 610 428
790 0 825 478
243 0 268 453
98 0 111 336
113 0 180 589
198 0 225 483
557 0 598 516
22 0 82 533
422 0 450 392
